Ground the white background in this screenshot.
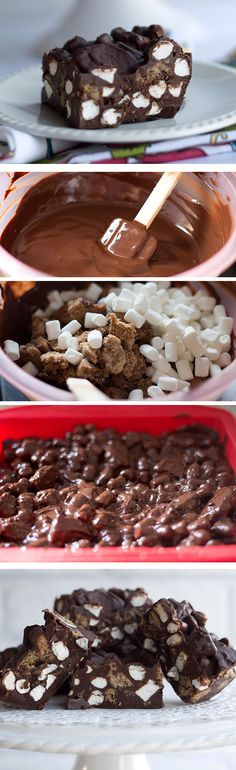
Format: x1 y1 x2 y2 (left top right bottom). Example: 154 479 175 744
0 0 236 75
0 567 235 650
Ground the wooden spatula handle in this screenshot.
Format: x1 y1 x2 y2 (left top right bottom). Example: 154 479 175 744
134 172 183 229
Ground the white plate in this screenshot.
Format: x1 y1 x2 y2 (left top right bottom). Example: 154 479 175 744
0 61 236 143
0 681 236 756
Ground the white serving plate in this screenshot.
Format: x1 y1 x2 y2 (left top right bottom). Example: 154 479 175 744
0 681 236 766
0 61 236 143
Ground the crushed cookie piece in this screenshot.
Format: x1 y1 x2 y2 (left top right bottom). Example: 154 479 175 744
31 316 47 339
100 335 126 374
19 344 42 370
68 299 107 325
107 313 136 350
76 359 105 386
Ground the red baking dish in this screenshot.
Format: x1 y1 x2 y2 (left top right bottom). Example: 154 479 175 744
0 404 236 563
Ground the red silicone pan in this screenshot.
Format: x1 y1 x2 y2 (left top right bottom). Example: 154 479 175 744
0 404 236 563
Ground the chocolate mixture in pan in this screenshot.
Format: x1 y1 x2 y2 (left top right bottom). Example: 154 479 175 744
0 423 235 549
41 25 192 130
1 173 232 277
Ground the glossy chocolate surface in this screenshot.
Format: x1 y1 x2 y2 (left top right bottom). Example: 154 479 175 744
0 423 235 549
1 173 232 277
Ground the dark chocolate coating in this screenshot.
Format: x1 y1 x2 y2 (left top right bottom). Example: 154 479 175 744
54 587 151 649
41 25 192 129
0 610 99 710
143 598 236 703
68 648 163 709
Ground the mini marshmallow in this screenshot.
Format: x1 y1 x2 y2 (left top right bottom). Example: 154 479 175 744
47 290 63 309
85 283 102 302
151 336 164 351
218 317 234 335
133 293 149 313
158 376 178 392
153 355 172 374
124 309 146 329
200 329 220 346
165 342 178 362
22 362 39 376
145 309 163 327
112 296 133 313
219 334 231 352
213 305 226 323
140 344 159 362
61 320 81 335
177 340 186 357
176 359 193 381
33 308 45 317
218 352 232 368
175 303 200 321
195 357 210 378
58 332 73 351
103 292 117 309
147 386 164 400
129 389 144 400
87 330 103 350
84 313 108 329
197 296 216 312
201 315 215 330
210 363 221 377
120 288 135 301
176 379 190 391
183 328 206 357
205 347 219 362
4 339 20 361
68 337 79 351
64 349 83 365
45 320 61 341
60 290 79 302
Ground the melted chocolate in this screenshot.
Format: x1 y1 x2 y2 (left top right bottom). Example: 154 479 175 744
1 173 232 277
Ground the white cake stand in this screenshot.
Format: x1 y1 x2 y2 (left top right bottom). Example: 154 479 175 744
1 682 236 770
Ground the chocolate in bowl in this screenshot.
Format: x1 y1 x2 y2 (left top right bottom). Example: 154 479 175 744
0 172 233 277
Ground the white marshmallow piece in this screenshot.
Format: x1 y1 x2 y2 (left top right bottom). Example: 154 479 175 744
158 376 178 392
218 317 233 335
64 349 83 365
87 330 103 350
45 320 61 341
151 336 164 351
153 41 174 60
147 386 164 400
176 359 193 381
195 357 210 378
84 313 108 329
58 332 73 351
85 283 102 302
218 352 232 368
129 389 144 401
4 339 20 361
61 320 81 335
140 344 159 362
165 342 178 362
184 328 206 357
124 309 146 329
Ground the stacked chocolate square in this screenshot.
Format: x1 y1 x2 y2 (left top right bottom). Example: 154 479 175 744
0 588 235 710
42 25 192 129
